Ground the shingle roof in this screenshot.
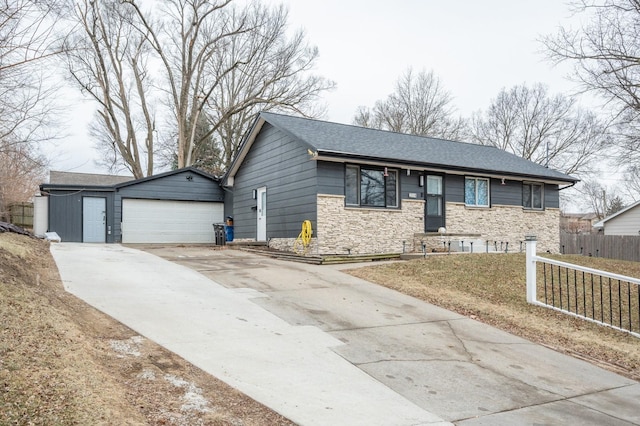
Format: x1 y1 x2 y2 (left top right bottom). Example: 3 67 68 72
49 171 133 186
260 112 577 183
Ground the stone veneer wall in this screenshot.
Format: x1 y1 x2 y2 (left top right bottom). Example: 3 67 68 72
267 237 319 255
445 202 561 253
315 194 424 255
267 197 560 255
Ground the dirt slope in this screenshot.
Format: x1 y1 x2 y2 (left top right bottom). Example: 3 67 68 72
0 233 294 425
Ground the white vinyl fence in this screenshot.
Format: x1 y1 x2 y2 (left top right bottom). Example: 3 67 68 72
525 237 640 338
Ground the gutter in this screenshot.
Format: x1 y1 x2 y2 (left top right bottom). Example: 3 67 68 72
40 184 116 193
558 181 578 191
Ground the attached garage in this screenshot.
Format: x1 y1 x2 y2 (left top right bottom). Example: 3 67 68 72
122 199 223 243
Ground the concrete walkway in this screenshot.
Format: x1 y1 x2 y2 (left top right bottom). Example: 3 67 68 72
50 244 640 425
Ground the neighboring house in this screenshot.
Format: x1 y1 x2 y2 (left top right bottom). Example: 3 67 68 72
593 200 640 236
223 112 578 254
560 212 599 234
39 167 225 243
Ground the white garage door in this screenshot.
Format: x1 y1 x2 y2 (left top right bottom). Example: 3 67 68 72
122 199 224 243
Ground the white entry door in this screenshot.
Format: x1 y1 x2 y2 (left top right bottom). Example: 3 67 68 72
83 197 106 243
257 186 267 241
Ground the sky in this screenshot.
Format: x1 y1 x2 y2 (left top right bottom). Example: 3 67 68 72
46 0 590 175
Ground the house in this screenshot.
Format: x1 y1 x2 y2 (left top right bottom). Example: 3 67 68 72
39 167 225 243
560 212 599 234
593 200 640 236
223 112 578 254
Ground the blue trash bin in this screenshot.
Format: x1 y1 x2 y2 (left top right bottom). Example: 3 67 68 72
225 225 234 242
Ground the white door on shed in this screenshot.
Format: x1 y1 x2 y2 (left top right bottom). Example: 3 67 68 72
122 199 223 243
83 197 106 243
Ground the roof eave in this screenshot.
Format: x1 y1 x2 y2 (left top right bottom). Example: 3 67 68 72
223 116 266 187
596 199 640 225
115 166 218 189
315 151 578 185
40 184 116 192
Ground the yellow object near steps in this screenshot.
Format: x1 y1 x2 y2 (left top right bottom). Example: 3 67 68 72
294 220 313 254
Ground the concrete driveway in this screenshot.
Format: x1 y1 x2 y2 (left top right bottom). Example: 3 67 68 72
51 244 640 425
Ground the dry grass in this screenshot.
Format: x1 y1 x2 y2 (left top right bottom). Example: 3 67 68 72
0 232 294 425
346 253 640 380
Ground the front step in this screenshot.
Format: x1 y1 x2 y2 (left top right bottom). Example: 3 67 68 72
226 240 268 247
235 247 323 264
229 244 400 265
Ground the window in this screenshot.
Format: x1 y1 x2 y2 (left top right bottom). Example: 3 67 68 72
345 165 398 208
425 175 445 232
426 175 443 216
345 166 359 205
465 177 489 207
523 182 543 210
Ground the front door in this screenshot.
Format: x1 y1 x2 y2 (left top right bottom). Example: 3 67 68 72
256 186 267 241
425 175 445 232
83 197 106 243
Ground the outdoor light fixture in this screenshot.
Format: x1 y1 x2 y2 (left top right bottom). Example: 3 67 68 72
252 189 257 199
383 167 388 177
186 175 193 181
501 178 506 185
419 175 424 187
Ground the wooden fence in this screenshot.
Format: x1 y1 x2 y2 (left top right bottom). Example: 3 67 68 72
9 202 34 227
560 233 640 263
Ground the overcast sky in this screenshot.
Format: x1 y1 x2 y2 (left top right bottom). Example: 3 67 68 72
272 0 585 122
48 0 589 175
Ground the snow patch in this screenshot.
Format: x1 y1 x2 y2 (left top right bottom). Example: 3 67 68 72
109 335 145 357
138 368 156 380
164 374 211 413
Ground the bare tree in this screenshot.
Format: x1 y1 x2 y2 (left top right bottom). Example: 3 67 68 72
204 3 335 170
0 0 64 217
621 165 640 201
1 0 63 152
71 0 336 174
576 179 608 219
125 0 248 169
64 0 156 178
353 68 466 140
574 178 628 219
0 143 46 221
469 83 608 177
543 0 640 178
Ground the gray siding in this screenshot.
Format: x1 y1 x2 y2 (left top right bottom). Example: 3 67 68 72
401 170 422 201
604 206 640 235
545 184 560 209
47 190 115 243
113 170 224 242
445 175 465 203
233 123 318 239
491 179 523 206
317 161 344 195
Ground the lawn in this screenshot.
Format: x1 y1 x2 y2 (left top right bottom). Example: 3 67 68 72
346 253 640 380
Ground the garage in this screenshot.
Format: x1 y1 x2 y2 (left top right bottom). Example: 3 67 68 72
40 167 226 244
122 199 224 244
